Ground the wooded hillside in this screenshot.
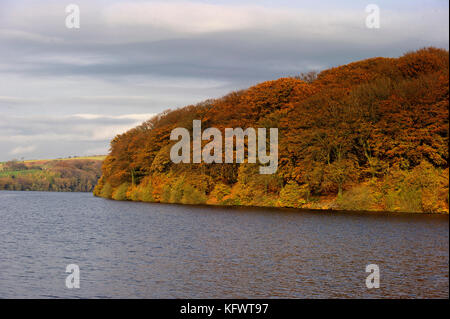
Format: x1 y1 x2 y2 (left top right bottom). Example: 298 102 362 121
94 48 449 213
0 158 103 192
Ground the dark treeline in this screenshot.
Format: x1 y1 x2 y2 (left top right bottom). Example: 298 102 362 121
94 48 449 213
0 159 102 192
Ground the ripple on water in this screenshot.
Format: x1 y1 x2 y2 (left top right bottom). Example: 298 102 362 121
0 191 448 298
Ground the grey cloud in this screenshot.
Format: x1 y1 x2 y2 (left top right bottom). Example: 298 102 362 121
0 0 448 160
0 114 154 161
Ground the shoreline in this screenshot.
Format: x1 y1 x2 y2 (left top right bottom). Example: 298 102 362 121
93 193 450 216
1 189 447 215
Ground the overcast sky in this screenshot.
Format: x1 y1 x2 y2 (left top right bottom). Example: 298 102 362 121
0 0 448 161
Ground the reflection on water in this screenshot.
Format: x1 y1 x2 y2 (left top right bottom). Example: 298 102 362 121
0 191 448 298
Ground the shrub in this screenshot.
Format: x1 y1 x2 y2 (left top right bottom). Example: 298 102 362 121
210 183 231 202
278 181 309 208
169 177 185 203
336 184 377 211
127 185 142 201
161 184 172 203
100 182 113 199
112 183 130 201
181 184 207 205
382 161 448 213
141 184 155 202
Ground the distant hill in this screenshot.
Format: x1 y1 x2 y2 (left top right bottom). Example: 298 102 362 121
94 48 449 213
0 156 105 192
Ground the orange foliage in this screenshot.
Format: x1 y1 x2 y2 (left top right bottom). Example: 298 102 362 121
94 48 449 213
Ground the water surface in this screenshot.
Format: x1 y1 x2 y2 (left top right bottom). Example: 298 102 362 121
0 191 448 298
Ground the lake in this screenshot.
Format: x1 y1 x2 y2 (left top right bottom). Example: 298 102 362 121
0 191 448 298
